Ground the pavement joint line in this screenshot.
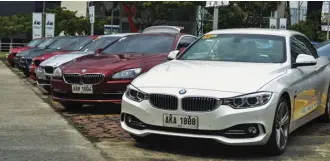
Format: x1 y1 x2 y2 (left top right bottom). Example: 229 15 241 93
0 60 110 161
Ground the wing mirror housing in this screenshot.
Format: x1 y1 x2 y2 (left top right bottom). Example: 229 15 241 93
167 50 180 60
293 54 317 68
95 48 103 54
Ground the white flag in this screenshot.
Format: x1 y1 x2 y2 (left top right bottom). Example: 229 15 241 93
269 18 278 29
279 18 287 30
45 13 55 37
32 13 42 39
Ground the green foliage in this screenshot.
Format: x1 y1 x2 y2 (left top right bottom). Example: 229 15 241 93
289 9 325 42
124 2 203 28
0 6 110 38
203 1 278 33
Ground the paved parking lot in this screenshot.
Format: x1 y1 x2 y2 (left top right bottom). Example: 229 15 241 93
2 60 330 161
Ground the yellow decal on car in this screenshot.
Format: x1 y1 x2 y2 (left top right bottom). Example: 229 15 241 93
202 34 217 39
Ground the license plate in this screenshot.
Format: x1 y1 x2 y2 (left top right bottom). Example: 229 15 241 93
163 114 198 129
72 84 93 94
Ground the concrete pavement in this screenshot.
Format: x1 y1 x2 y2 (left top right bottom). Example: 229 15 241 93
0 61 108 161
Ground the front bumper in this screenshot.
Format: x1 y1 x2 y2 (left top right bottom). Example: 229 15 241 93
51 79 131 104
120 88 279 146
35 67 52 86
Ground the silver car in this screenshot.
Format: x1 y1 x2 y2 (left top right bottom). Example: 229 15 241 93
35 33 138 92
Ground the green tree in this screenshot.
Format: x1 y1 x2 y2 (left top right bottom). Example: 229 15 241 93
202 1 278 33
123 2 204 28
289 9 325 42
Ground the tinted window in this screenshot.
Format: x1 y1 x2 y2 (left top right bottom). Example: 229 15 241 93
66 37 93 51
102 35 175 54
37 38 56 49
295 35 318 58
48 37 77 50
178 34 286 63
27 39 44 47
81 36 119 52
177 36 197 49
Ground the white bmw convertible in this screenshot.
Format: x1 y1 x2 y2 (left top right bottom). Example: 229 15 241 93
120 29 330 155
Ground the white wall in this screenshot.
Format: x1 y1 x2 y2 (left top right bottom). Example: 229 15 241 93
61 1 87 17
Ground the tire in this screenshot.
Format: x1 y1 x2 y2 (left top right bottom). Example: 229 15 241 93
319 86 330 122
23 70 30 77
60 102 83 110
264 96 290 156
42 86 51 93
129 133 149 143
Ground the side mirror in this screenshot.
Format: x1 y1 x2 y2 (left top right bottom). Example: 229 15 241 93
293 54 317 68
95 48 103 53
167 50 180 60
179 47 186 53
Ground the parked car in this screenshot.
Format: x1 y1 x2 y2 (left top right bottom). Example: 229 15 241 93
36 33 137 92
311 41 320 47
29 36 98 80
13 37 59 70
19 36 80 76
316 40 330 58
120 28 330 155
6 37 45 67
51 26 197 109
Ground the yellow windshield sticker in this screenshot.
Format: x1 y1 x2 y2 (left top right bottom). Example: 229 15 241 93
202 34 217 39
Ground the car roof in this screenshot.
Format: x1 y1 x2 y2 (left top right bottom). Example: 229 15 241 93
98 33 140 38
207 28 303 37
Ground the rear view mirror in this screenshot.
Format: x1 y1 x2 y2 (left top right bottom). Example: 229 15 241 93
167 50 180 60
293 54 317 68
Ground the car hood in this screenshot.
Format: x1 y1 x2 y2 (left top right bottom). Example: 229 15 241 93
40 51 93 67
132 60 288 94
24 49 59 59
62 53 166 71
36 50 72 60
10 46 30 53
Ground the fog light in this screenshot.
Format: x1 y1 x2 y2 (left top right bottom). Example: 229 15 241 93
248 126 257 134
127 115 132 123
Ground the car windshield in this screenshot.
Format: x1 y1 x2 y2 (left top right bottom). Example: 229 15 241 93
81 36 119 52
37 38 56 49
177 34 286 63
47 37 79 50
66 37 93 51
26 39 44 47
102 35 175 54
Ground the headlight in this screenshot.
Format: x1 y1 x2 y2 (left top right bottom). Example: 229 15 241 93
125 84 149 102
222 92 272 109
52 67 62 78
112 68 142 79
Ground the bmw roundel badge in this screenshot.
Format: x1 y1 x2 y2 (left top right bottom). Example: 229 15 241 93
82 69 86 73
179 89 186 95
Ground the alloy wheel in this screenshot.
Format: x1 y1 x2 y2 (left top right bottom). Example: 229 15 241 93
275 102 289 150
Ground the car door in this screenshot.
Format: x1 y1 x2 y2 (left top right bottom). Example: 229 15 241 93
290 35 321 122
297 35 328 104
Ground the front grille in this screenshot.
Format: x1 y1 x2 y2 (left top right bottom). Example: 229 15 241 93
63 73 104 84
82 74 104 84
34 60 42 66
182 97 219 112
44 66 54 74
64 74 81 84
149 94 178 110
